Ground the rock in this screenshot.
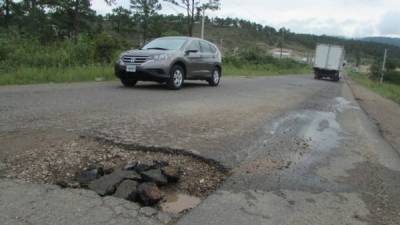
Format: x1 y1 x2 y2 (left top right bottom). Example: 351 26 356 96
68 182 80 188
140 169 168 186
151 160 169 169
140 207 158 217
55 180 81 189
137 182 162 206
95 77 105 82
113 180 138 200
89 170 141 196
76 167 104 186
133 162 153 173
103 166 114 175
123 162 138 171
129 161 168 173
162 166 180 182
55 180 69 188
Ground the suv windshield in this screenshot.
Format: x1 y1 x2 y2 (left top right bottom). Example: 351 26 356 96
142 38 187 50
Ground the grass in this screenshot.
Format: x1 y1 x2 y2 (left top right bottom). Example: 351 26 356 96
0 65 114 86
0 63 311 86
348 69 400 104
223 63 311 76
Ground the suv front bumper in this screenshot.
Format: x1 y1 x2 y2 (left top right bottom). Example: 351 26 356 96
114 63 170 82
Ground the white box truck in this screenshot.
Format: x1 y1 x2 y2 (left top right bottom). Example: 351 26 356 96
313 44 345 81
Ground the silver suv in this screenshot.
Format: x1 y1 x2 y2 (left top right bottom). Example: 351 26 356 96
115 36 222 89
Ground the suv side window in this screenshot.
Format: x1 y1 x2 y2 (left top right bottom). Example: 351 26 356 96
209 44 217 53
200 41 213 53
186 40 201 52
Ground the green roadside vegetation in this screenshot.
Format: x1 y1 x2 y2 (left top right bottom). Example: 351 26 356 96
0 65 114 86
0 35 310 86
223 50 311 76
348 69 400 104
0 62 310 86
0 34 119 85
224 64 310 77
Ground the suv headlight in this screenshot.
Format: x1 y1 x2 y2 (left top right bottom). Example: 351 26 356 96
152 54 169 61
117 54 126 65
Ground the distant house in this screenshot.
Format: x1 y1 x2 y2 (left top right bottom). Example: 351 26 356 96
272 48 292 58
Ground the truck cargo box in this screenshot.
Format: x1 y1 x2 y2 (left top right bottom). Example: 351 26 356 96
313 44 345 81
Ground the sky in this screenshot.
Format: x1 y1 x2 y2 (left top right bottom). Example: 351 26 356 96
92 0 400 38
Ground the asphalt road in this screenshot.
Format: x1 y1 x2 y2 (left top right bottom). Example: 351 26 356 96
1 76 400 225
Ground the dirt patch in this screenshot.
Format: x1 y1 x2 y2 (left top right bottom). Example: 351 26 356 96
1 129 227 210
235 158 281 175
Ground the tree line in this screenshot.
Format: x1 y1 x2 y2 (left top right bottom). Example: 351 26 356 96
0 0 220 42
1 0 399 67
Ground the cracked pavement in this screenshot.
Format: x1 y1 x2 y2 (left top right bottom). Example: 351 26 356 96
1 76 400 225
0 179 170 225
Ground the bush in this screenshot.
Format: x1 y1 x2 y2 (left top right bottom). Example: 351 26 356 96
0 33 125 72
0 37 12 62
369 60 382 80
223 48 306 71
63 35 95 66
94 33 119 63
238 48 275 64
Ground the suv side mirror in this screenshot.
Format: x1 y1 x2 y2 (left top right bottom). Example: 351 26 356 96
185 49 199 55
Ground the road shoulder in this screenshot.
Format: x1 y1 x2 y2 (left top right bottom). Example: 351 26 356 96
346 77 400 154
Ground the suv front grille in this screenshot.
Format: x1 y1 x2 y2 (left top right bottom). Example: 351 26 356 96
122 56 150 65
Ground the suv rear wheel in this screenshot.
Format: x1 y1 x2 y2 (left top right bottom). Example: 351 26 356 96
167 65 185 90
208 67 221 86
121 78 138 87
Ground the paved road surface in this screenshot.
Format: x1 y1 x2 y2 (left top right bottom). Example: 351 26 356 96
1 76 399 225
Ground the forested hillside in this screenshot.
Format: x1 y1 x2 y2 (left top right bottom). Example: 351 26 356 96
363 37 400 48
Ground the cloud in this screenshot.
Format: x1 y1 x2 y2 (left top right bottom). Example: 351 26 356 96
268 18 377 37
91 1 112 14
378 11 400 36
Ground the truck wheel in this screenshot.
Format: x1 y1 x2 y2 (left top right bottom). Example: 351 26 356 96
208 67 221 86
121 79 138 87
333 73 340 82
167 65 185 90
314 74 320 80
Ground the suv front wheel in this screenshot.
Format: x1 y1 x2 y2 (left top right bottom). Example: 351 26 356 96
167 65 185 90
208 68 221 86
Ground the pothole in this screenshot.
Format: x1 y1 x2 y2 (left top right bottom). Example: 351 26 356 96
1 132 228 216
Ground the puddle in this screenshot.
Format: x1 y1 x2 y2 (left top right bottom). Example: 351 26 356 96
269 112 309 135
301 111 342 152
268 110 342 152
160 193 201 214
335 97 360 112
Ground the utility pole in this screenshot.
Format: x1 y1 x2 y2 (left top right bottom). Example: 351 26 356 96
279 31 284 59
380 48 387 84
4 0 10 29
201 0 219 39
201 8 205 39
